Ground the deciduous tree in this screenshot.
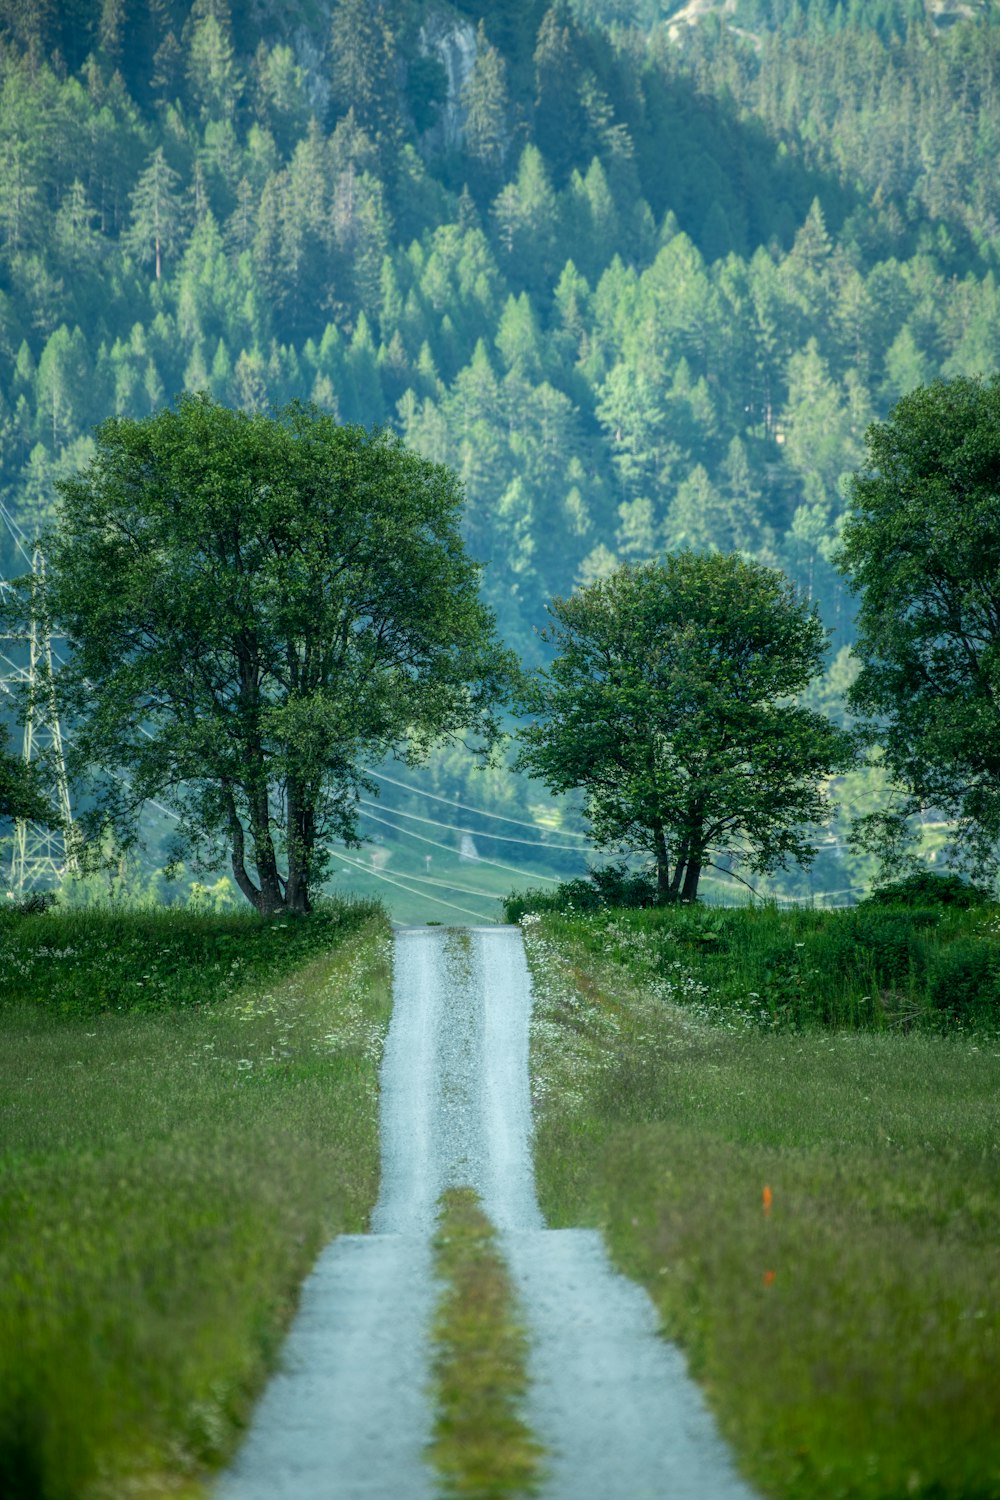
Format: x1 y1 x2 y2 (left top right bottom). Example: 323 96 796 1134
0 724 54 827
839 376 1000 876
517 553 854 901
28 395 515 913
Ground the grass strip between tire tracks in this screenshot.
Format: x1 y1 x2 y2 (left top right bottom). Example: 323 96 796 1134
430 1187 544 1499
521 910 1000 1500
0 900 392 1500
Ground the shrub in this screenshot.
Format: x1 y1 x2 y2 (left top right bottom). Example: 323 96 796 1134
5 891 58 916
927 940 1000 1024
502 863 659 923
863 871 990 908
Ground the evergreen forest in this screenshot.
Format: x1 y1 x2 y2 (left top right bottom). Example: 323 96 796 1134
2 0 999 897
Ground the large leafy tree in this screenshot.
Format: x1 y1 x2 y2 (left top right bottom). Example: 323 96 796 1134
30 394 514 914
0 725 54 827
517 554 854 901
839 376 1000 876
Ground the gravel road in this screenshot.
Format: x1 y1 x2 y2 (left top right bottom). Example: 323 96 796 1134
216 924 757 1499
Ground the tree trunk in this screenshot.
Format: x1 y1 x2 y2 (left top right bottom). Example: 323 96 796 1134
668 837 689 900
651 818 671 900
230 847 263 910
224 784 264 911
681 858 702 903
248 787 285 914
285 777 315 915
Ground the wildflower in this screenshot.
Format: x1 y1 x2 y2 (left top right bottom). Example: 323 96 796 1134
762 1184 773 1216
762 1269 776 1287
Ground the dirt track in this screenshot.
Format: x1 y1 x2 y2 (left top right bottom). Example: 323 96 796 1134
216 925 756 1499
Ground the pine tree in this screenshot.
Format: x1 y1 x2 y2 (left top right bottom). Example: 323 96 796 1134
461 22 510 187
329 0 402 160
533 3 587 182
36 324 91 448
495 292 544 379
98 0 126 69
124 147 185 280
54 180 103 269
185 0 242 122
252 43 309 150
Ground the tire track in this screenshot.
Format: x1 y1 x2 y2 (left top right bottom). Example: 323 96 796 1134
216 925 757 1499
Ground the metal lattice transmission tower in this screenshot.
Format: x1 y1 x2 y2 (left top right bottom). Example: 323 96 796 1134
1 550 78 895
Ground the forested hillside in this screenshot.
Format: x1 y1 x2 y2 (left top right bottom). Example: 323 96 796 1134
1 0 998 893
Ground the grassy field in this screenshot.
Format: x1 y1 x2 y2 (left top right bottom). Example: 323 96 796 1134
0 899 392 1500
522 909 1000 1500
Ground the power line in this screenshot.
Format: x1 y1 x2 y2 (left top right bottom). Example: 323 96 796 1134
362 766 590 839
1 504 575 885
358 804 561 883
344 859 510 902
0 649 183 827
356 796 590 851
332 845 495 922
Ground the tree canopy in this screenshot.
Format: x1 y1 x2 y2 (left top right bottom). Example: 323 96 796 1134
517 553 855 900
0 0 997 890
32 394 515 913
839 376 1000 876
0 724 54 828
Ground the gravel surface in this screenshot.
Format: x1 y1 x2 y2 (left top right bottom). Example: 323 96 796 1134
215 924 757 1499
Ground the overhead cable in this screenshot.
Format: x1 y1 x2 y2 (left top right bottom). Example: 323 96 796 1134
358 803 561 883
363 766 589 838
343 861 509 901
332 845 495 922
356 796 590 851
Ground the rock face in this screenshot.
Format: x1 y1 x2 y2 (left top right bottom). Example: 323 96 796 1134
417 10 478 151
292 20 332 118
242 0 335 117
242 0 478 153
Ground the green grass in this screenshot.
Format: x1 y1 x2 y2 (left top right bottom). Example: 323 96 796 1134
0 900 392 1500
535 901 1000 1032
430 1188 544 1500
522 911 1000 1500
0 899 380 1017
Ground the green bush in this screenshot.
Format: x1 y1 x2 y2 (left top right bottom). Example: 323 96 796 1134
503 863 658 922
927 940 1000 1024
863 870 990 908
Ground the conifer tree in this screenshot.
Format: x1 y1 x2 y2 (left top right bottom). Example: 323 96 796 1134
461 22 510 187
186 0 242 121
124 147 185 280
533 3 587 181
54 180 103 269
329 0 402 160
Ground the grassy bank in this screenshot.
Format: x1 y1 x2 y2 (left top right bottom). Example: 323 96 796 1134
430 1188 544 1499
0 899 392 1500
523 910 1000 1500
509 898 1000 1033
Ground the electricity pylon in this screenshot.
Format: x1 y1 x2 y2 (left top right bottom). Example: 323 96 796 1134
1 550 78 896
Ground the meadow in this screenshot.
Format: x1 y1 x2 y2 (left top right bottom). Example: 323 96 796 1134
522 906 1000 1500
0 898 392 1500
